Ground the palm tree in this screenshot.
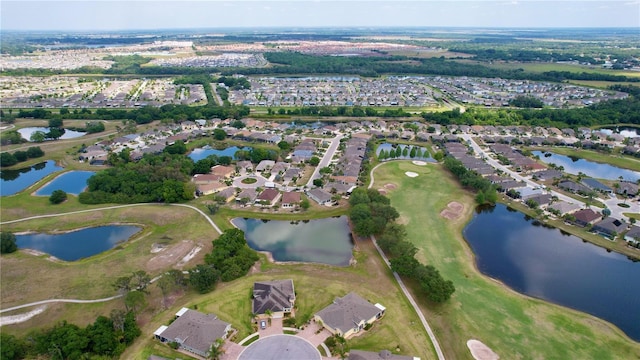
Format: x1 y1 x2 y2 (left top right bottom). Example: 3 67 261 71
208 339 225 360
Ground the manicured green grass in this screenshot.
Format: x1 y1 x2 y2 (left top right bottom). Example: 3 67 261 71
371 161 640 359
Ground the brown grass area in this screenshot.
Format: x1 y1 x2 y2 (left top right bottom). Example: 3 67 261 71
440 201 464 220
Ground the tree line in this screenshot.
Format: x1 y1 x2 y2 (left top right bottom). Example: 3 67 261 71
443 156 498 205
0 311 140 360
0 146 44 167
349 188 455 303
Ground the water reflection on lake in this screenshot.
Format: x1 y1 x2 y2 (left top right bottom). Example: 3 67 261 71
464 204 640 341
532 151 640 181
232 216 353 266
16 225 142 261
0 160 63 196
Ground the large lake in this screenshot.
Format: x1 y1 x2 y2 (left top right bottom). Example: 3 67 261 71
599 126 640 138
16 225 142 261
231 216 353 266
18 127 86 141
188 146 249 162
464 204 640 341
532 151 640 181
35 171 95 196
0 160 63 196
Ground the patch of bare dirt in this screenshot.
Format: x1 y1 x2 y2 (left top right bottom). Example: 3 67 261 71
377 189 388 195
384 183 397 190
440 201 464 220
467 339 499 360
146 240 195 272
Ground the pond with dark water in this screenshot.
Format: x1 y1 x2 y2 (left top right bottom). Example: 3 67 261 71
188 146 250 162
18 127 86 141
231 216 353 266
0 160 63 196
16 225 142 261
35 171 95 196
463 204 640 341
599 126 640 138
532 151 640 181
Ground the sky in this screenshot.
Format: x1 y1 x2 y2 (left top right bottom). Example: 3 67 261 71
1 0 639 31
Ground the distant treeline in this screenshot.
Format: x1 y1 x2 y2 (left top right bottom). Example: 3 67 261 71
423 89 640 128
3 52 638 84
451 48 602 64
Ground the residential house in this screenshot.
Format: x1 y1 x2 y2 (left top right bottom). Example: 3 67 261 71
592 217 627 238
572 209 601 227
348 350 419 360
153 308 231 358
281 192 301 208
216 187 236 203
236 160 254 174
236 188 258 205
558 180 591 195
211 165 235 178
196 182 227 196
548 201 581 215
582 178 613 193
307 188 333 206
523 193 553 207
617 181 639 197
256 188 281 207
314 292 385 339
192 174 222 185
252 280 296 317
624 226 640 245
256 160 276 172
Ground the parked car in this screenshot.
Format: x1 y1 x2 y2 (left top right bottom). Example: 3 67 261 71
260 320 267 330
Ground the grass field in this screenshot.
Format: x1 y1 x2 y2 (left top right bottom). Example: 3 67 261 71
123 229 437 360
370 161 640 359
455 60 640 79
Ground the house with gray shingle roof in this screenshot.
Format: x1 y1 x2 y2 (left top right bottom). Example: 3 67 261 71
154 308 231 358
314 292 385 338
592 217 627 239
624 226 640 245
252 280 296 317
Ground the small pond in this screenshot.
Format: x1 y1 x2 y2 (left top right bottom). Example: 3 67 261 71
599 126 640 138
18 127 86 141
188 146 250 162
377 143 436 162
16 225 142 261
464 204 640 341
35 171 95 196
231 216 353 266
0 160 63 196
532 151 640 181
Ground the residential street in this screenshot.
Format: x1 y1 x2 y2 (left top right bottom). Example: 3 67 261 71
305 133 344 188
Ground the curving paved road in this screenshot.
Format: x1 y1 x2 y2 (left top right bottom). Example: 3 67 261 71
0 202 222 313
368 162 446 360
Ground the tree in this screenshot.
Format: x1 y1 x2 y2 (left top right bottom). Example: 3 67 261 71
26 146 44 158
49 190 67 204
189 264 219 293
0 232 18 254
0 333 25 360
30 130 46 143
48 118 63 128
46 127 65 140
124 291 147 314
277 141 291 151
206 203 219 215
213 128 227 140
313 178 324 187
85 121 105 133
0 152 17 167
300 198 310 211
309 156 320 166
131 270 151 293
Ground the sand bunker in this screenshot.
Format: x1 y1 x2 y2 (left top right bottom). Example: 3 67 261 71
440 201 464 220
467 339 499 360
412 160 427 166
384 183 397 190
405 171 419 178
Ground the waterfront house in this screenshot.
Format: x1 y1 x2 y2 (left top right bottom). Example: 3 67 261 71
307 188 333 206
592 217 627 239
281 192 301 208
252 280 296 317
256 188 281 207
572 209 601 227
624 226 640 245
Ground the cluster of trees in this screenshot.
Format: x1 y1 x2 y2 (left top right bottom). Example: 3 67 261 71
509 95 544 108
443 156 498 205
0 146 44 167
79 153 195 204
267 105 410 118
190 229 259 293
49 189 67 204
17 103 250 124
377 145 428 160
234 147 279 164
423 91 640 128
349 188 400 237
217 76 251 90
0 311 140 360
1 232 18 254
174 74 216 105
192 154 233 174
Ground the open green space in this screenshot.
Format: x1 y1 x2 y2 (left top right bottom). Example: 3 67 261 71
370 161 640 359
123 232 436 359
459 60 640 78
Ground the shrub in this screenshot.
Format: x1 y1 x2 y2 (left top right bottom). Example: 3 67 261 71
49 189 67 204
